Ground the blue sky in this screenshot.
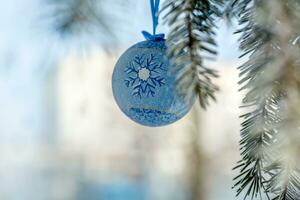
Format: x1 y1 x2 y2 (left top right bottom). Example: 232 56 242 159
0 0 240 65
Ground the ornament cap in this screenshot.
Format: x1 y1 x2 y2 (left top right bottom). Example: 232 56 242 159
142 31 165 41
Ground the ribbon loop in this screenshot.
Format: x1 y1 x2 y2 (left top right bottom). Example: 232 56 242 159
151 0 160 35
142 0 164 41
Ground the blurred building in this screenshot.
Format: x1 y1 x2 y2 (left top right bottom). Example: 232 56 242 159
45 51 241 200
0 48 243 200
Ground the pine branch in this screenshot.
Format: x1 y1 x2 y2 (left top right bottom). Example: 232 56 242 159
266 164 300 200
234 1 300 199
44 0 114 46
162 0 223 108
258 2 300 199
233 2 280 199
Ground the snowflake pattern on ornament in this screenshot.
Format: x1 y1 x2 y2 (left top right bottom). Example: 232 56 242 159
124 54 166 98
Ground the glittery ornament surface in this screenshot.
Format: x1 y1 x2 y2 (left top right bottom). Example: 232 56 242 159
112 40 194 127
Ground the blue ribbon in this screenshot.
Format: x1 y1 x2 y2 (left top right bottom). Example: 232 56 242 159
142 0 165 41
151 0 160 35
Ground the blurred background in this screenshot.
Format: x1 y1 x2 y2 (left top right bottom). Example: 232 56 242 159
0 0 246 200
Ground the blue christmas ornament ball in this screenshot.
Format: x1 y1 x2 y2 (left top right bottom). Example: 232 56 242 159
112 39 194 127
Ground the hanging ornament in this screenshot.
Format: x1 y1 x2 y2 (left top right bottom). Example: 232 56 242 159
112 0 195 127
